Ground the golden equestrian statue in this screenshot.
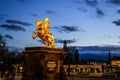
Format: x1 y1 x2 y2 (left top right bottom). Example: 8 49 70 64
32 17 56 48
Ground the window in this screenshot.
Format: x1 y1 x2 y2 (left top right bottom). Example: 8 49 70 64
75 68 80 72
80 68 83 73
116 60 120 64
96 68 101 73
90 68 95 73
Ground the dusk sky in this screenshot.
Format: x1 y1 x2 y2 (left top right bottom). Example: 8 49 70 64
1 0 120 51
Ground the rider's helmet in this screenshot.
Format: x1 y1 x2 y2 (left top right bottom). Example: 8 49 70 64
45 17 49 22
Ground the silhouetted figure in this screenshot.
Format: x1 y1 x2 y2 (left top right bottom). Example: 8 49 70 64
74 49 79 64
63 40 68 52
63 40 71 76
108 50 111 65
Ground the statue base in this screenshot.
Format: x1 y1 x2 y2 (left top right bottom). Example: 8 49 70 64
22 46 66 80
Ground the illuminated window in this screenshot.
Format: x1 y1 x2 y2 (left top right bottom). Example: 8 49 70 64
83 68 85 72
83 68 90 73
116 60 120 64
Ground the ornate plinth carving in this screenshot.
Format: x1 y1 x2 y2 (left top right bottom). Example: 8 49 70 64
22 46 66 80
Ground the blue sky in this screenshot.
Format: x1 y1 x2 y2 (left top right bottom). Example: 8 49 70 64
0 0 120 51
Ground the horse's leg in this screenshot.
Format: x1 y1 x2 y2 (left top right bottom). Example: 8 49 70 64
43 34 51 47
51 40 56 48
32 31 37 39
48 35 56 48
51 34 56 48
43 39 49 47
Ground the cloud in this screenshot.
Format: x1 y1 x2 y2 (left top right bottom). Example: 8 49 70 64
29 13 38 17
112 19 120 26
4 34 14 39
118 36 120 38
108 0 120 5
45 10 57 15
69 46 120 52
55 39 77 44
54 25 86 33
6 19 32 26
96 8 104 16
74 0 104 18
117 9 120 14
0 13 8 17
1 24 26 31
85 0 97 7
118 41 120 44
36 39 77 45
77 7 87 12
61 25 80 32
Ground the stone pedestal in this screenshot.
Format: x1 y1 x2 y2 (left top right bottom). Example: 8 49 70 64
22 46 66 80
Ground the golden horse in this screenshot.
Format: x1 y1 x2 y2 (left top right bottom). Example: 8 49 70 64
32 18 56 48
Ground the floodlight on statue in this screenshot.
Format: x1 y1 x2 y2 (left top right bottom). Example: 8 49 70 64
32 17 56 48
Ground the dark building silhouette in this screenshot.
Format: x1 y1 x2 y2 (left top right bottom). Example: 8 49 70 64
0 34 9 78
108 50 111 65
63 40 68 52
63 40 71 76
74 49 79 64
0 34 6 49
63 40 69 65
0 34 9 60
63 40 73 64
